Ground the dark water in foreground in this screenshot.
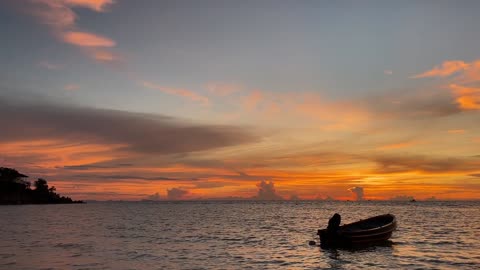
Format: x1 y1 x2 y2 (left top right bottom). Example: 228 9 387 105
1 201 479 270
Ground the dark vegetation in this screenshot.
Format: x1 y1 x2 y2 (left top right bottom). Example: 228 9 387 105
0 167 83 204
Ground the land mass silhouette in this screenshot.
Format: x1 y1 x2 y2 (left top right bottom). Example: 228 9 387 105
0 167 83 205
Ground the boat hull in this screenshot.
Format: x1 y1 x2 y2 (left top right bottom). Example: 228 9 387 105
318 214 396 249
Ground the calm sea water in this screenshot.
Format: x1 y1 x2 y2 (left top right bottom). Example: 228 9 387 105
1 201 479 270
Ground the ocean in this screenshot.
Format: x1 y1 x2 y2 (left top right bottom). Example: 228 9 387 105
1 201 479 269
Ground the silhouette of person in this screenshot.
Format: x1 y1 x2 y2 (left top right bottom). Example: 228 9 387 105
327 213 341 232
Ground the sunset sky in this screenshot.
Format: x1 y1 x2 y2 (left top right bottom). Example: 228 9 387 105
1 0 479 201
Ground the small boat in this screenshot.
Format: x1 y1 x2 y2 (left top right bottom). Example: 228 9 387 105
317 214 397 248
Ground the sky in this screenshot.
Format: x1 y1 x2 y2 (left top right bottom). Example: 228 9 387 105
1 0 479 201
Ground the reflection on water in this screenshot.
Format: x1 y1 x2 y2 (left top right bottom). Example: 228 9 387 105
1 201 479 269
321 242 396 270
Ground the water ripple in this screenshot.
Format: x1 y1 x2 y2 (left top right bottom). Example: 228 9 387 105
0 201 479 269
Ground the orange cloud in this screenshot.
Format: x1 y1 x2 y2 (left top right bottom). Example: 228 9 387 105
223 88 370 130
377 140 418 150
5 138 479 200
28 0 77 29
411 59 480 110
64 0 114 12
293 93 369 129
449 84 480 110
141 81 209 105
25 0 119 63
0 139 127 168
243 90 263 110
62 31 115 47
412 60 469 78
457 60 480 84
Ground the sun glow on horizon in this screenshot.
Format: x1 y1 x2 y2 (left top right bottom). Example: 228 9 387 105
1 1 479 201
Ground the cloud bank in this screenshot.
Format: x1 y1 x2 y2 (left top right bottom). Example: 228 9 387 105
0 95 258 155
254 180 283 200
348 186 364 201
167 188 188 200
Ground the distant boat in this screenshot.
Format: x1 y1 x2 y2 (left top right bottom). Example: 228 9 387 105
317 214 397 248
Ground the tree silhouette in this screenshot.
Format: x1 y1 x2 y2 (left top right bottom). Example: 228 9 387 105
0 167 82 204
34 178 49 192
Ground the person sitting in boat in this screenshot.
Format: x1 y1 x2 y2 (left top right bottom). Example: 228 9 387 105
327 213 341 233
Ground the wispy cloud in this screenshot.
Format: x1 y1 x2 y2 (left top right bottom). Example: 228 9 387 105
64 0 114 12
141 81 209 105
242 90 263 111
26 0 119 63
28 0 76 30
413 59 480 84
384 70 393 75
409 59 480 110
371 154 480 174
411 60 469 78
377 140 418 150
449 84 480 110
0 94 257 154
457 60 480 84
62 31 115 47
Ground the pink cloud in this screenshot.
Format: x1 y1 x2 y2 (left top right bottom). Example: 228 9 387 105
64 0 114 12
26 0 119 63
62 31 115 47
412 60 469 78
63 31 116 47
28 0 114 29
141 81 209 105
28 0 77 29
243 90 263 110
377 140 418 150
